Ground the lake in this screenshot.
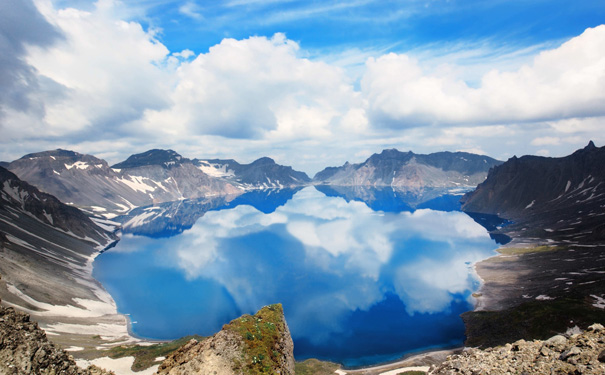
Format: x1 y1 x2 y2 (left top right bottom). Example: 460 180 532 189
93 186 500 367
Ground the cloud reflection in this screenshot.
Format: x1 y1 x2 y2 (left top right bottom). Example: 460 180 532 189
168 187 496 327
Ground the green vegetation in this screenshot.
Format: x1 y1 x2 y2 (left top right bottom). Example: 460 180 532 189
106 335 205 371
294 358 340 375
224 303 288 375
497 245 565 255
398 371 426 375
462 296 605 348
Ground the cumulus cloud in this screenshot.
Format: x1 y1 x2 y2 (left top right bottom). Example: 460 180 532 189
0 0 62 118
362 25 605 128
138 33 364 140
1 0 172 142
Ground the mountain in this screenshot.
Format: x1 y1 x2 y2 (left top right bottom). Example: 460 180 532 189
461 141 605 243
110 149 241 205
0 165 117 312
6 149 240 217
195 157 311 189
313 149 501 189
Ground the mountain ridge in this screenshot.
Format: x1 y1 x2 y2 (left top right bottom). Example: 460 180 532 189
313 148 502 189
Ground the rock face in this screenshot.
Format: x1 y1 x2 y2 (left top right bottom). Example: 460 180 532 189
430 324 605 375
157 304 294 375
0 304 113 375
314 149 501 189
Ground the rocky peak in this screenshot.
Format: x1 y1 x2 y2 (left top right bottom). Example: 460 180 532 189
250 157 276 166
157 304 294 375
111 149 188 169
0 304 113 375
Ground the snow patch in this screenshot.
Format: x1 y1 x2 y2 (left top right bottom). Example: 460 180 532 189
118 175 156 193
592 295 605 309
565 180 571 192
525 200 535 209
64 161 89 170
197 161 235 178
535 295 554 300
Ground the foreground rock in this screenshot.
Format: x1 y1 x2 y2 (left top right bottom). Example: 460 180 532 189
157 304 294 375
0 305 112 375
430 324 605 375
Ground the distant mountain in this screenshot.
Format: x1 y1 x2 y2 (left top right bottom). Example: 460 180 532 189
313 149 501 189
0 165 117 309
461 141 605 243
111 149 187 169
7 149 311 217
6 149 240 216
195 157 311 189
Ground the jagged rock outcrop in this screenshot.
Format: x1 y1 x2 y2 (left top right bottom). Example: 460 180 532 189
157 304 294 375
314 149 501 189
0 304 113 375
430 324 605 375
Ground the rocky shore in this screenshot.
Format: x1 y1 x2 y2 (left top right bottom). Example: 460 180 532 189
430 323 605 374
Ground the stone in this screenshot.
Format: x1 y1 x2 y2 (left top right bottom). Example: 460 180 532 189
544 334 568 350
431 325 605 375
589 324 604 332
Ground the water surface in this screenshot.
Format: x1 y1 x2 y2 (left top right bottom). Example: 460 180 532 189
94 186 498 367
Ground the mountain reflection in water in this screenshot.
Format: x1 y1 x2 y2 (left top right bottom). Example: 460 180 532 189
94 186 499 367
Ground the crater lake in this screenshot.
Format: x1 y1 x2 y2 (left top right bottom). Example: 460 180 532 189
93 186 501 367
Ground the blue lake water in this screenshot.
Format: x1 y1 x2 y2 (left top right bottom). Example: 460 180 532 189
93 186 499 367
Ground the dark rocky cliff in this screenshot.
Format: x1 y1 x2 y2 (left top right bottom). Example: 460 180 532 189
461 141 605 218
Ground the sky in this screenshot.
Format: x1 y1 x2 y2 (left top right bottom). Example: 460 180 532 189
1 0 604 175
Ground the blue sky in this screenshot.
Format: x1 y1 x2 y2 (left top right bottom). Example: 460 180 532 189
1 0 604 174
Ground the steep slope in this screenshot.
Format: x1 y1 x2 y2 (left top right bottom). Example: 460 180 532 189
0 165 118 315
157 304 294 375
314 149 501 189
196 157 311 189
461 141 605 244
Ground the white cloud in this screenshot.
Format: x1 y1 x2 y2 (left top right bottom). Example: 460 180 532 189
531 136 561 146
362 25 605 128
178 1 203 20
3 0 172 142
136 33 364 141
